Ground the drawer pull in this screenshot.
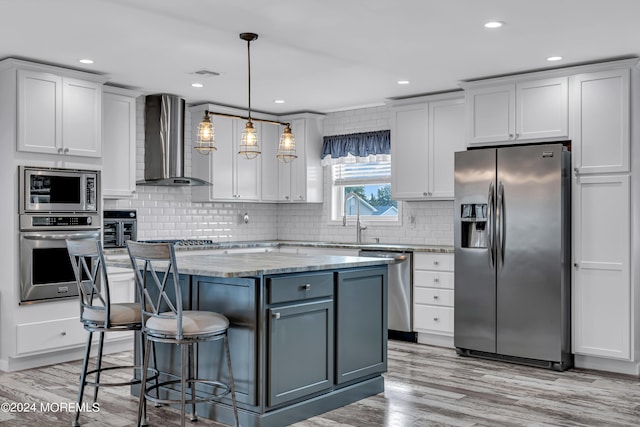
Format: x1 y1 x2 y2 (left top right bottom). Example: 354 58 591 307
433 261 439 265
60 331 67 336
302 284 311 290
272 312 281 320
433 277 439 283
433 317 439 322
433 295 439 300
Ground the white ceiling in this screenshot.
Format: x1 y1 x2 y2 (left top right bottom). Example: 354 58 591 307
2 0 639 114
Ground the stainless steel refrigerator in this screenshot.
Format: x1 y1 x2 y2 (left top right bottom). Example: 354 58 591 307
453 143 573 371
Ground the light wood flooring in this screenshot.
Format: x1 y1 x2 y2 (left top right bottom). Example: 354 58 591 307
0 340 638 426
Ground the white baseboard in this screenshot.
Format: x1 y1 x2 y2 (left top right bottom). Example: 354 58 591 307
0 339 133 372
574 354 640 376
416 332 454 348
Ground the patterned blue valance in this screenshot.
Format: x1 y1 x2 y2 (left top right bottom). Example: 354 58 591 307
320 130 391 165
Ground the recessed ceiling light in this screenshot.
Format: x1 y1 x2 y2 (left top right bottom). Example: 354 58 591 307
547 56 563 62
191 83 204 88
79 59 94 64
484 21 503 29
397 80 410 85
274 100 285 104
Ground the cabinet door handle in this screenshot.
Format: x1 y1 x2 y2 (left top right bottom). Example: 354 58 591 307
433 261 439 265
302 284 311 290
63 148 69 153
433 317 439 322
57 148 63 153
60 331 67 336
272 312 281 320
509 134 514 139
299 195 304 200
285 196 290 200
433 277 439 283
574 263 579 268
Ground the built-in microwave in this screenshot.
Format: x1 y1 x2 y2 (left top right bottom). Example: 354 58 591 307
19 166 99 213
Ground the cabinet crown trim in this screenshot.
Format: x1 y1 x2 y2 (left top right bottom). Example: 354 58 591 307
459 58 639 89
0 57 109 83
386 91 464 107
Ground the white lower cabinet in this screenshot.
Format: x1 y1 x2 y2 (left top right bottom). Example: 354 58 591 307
573 174 631 360
15 268 137 356
16 317 85 355
105 267 137 342
413 252 454 346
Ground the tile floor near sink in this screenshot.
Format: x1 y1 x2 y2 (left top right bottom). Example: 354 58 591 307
0 341 637 426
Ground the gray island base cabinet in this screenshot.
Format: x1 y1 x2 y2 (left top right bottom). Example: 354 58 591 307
126 253 388 427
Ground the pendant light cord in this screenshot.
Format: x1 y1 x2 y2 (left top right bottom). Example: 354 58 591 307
247 37 252 121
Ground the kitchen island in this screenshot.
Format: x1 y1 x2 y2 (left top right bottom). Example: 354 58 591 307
114 252 390 427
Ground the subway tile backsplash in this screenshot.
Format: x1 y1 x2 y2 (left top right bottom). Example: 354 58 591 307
104 100 453 245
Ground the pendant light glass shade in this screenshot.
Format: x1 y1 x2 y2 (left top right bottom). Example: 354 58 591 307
195 111 216 154
276 124 297 162
238 120 260 159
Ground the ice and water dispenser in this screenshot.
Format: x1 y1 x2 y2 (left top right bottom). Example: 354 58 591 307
460 203 488 248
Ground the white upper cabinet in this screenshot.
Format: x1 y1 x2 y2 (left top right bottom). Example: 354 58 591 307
102 87 141 198
572 68 630 174
429 98 466 198
260 122 281 202
465 83 514 145
278 114 324 203
190 107 323 203
465 76 568 145
390 94 465 200
391 103 429 200
234 119 262 201
191 108 261 202
17 68 104 157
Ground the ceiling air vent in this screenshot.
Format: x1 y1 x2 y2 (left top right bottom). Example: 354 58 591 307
194 69 221 77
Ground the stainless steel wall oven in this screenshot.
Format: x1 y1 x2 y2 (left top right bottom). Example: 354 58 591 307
18 166 101 304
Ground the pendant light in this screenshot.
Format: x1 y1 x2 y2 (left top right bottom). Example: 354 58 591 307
195 110 215 153
276 124 297 162
195 32 297 162
237 33 260 159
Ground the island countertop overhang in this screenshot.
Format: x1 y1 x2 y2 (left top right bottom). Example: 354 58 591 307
107 252 391 278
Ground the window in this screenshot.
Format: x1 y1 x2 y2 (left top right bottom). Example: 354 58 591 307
330 160 400 223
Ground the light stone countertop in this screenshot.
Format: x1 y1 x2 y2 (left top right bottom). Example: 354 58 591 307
104 240 453 256
107 252 391 278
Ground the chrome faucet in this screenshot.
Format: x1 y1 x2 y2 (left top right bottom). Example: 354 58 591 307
343 192 368 244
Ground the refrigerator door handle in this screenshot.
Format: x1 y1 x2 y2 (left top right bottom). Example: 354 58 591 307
487 181 495 268
496 181 506 265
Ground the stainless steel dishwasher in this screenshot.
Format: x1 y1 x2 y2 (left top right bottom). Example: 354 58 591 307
358 250 416 342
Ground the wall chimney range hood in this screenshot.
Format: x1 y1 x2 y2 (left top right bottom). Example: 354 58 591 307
137 94 211 186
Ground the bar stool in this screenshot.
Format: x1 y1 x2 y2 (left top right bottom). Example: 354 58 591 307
126 241 239 427
66 238 157 427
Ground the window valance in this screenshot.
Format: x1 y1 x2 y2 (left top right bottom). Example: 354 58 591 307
320 130 391 165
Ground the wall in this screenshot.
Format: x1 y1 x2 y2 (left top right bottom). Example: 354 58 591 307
105 100 454 246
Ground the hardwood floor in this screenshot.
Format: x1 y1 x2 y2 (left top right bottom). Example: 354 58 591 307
0 340 638 426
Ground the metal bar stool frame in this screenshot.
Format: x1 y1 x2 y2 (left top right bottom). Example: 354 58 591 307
66 238 158 427
127 241 239 427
